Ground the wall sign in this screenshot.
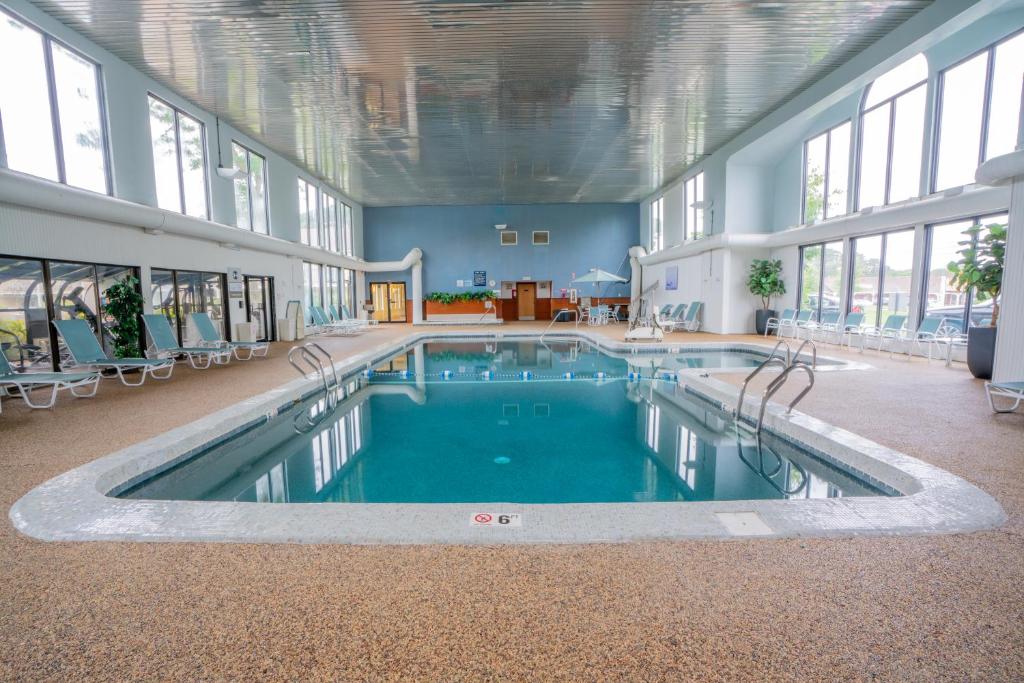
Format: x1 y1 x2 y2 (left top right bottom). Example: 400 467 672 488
473 270 487 286
665 265 679 291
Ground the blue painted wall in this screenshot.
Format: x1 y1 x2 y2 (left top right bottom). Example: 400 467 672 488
363 203 640 297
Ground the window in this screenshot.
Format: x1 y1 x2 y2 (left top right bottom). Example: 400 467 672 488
297 178 319 247
857 55 928 209
231 142 268 233
341 202 354 256
645 403 660 452
934 32 1024 191
303 261 346 319
798 241 844 320
500 231 518 246
342 269 355 313
675 425 698 491
321 193 340 252
650 197 664 251
0 8 109 193
923 213 1007 331
532 230 550 245
147 95 208 218
803 121 851 223
848 229 915 327
684 172 705 239
150 268 229 344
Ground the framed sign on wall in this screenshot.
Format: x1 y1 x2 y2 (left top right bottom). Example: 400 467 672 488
665 265 679 291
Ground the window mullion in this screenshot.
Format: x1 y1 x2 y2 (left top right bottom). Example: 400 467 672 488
173 110 186 214
42 37 66 184
246 151 255 231
877 234 888 328
979 47 997 165
823 131 832 219
884 100 897 205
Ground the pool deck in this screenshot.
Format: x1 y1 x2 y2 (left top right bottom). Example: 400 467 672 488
2 322 1022 680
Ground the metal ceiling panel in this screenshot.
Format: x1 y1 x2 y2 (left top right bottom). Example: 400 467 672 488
27 0 934 206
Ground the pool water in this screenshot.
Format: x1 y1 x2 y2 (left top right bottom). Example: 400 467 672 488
121 340 883 504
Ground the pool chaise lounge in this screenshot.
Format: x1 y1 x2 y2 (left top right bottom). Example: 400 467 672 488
662 301 703 332
986 381 1024 413
52 318 175 386
189 312 270 360
0 352 101 411
309 306 364 335
142 314 232 369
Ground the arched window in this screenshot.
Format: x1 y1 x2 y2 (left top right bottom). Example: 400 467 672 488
857 54 928 210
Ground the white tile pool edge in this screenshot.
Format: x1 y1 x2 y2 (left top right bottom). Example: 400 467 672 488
9 330 1005 544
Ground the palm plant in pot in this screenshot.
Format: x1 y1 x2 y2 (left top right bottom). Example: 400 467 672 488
747 258 786 335
947 222 1005 379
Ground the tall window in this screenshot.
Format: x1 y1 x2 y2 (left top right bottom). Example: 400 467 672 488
849 229 915 327
303 261 345 319
150 268 229 344
321 193 339 252
650 196 664 252
341 202 354 256
803 121 851 223
684 172 705 239
147 95 208 218
231 142 268 234
342 269 355 312
857 54 928 210
923 213 1007 331
798 241 844 319
934 32 1024 191
0 8 109 194
297 178 319 247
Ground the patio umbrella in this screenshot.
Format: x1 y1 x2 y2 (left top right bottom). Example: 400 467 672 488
572 268 627 306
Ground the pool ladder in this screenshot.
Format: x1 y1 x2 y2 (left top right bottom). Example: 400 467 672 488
733 339 816 439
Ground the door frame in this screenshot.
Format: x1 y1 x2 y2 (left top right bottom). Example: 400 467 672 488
243 275 276 341
369 280 408 323
516 281 537 321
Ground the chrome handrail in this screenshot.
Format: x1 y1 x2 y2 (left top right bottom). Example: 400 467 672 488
734 356 789 418
791 339 817 369
756 362 815 434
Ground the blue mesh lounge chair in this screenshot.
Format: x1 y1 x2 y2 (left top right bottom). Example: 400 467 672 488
764 309 795 337
657 303 687 331
858 314 906 352
190 312 270 359
330 305 374 330
308 306 361 336
341 305 378 326
142 314 231 369
0 351 100 412
840 312 865 348
801 311 840 343
52 318 175 386
781 310 812 339
986 381 1024 413
664 301 702 332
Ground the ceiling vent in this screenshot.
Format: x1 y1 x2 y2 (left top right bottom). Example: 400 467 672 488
500 231 518 246
532 230 550 245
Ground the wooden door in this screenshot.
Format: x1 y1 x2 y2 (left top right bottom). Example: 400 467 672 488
518 283 536 320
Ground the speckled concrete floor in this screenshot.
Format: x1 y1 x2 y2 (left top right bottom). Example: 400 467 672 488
2 323 1022 681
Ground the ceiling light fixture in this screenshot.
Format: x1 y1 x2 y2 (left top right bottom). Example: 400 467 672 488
214 117 243 179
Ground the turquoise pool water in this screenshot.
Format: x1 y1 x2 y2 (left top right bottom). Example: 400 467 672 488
122 340 883 504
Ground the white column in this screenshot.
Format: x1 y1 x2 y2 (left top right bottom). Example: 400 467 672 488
413 343 425 392
994 179 1024 381
411 261 424 324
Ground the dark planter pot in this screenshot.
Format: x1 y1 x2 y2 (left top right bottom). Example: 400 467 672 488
967 326 997 380
755 309 776 336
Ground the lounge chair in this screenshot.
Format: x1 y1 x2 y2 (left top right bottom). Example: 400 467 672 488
330 305 374 330
900 316 955 360
142 314 232 369
0 351 100 411
780 310 812 339
859 314 906 352
790 310 818 339
189 312 270 359
986 381 1024 413
799 310 840 342
657 304 673 318
52 318 175 386
341 305 378 326
840 312 865 348
664 301 702 332
309 306 361 336
658 303 687 327
764 309 795 337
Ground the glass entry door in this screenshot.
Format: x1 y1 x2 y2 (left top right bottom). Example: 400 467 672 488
244 275 275 341
370 282 407 322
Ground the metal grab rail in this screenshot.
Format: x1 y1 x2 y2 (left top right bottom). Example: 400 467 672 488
791 339 817 369
756 363 815 435
733 343 790 418
735 433 809 497
288 343 339 396
540 308 573 340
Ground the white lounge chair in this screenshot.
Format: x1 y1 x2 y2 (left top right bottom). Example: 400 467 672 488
0 351 100 411
52 318 175 386
986 381 1024 413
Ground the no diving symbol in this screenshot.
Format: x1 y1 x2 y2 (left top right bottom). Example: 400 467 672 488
474 513 493 524
470 512 523 527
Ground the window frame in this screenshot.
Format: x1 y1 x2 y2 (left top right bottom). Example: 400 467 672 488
920 212 1007 331
855 64 928 211
650 196 664 251
682 172 705 240
845 227 916 328
930 28 1024 193
230 140 269 233
297 177 320 248
801 120 851 224
796 240 844 321
146 92 209 218
0 5 112 195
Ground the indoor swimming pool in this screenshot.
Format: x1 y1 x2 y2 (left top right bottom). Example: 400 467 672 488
120 340 882 505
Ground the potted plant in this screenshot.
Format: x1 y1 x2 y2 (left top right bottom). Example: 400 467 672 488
947 222 1005 379
103 275 144 358
747 258 786 335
